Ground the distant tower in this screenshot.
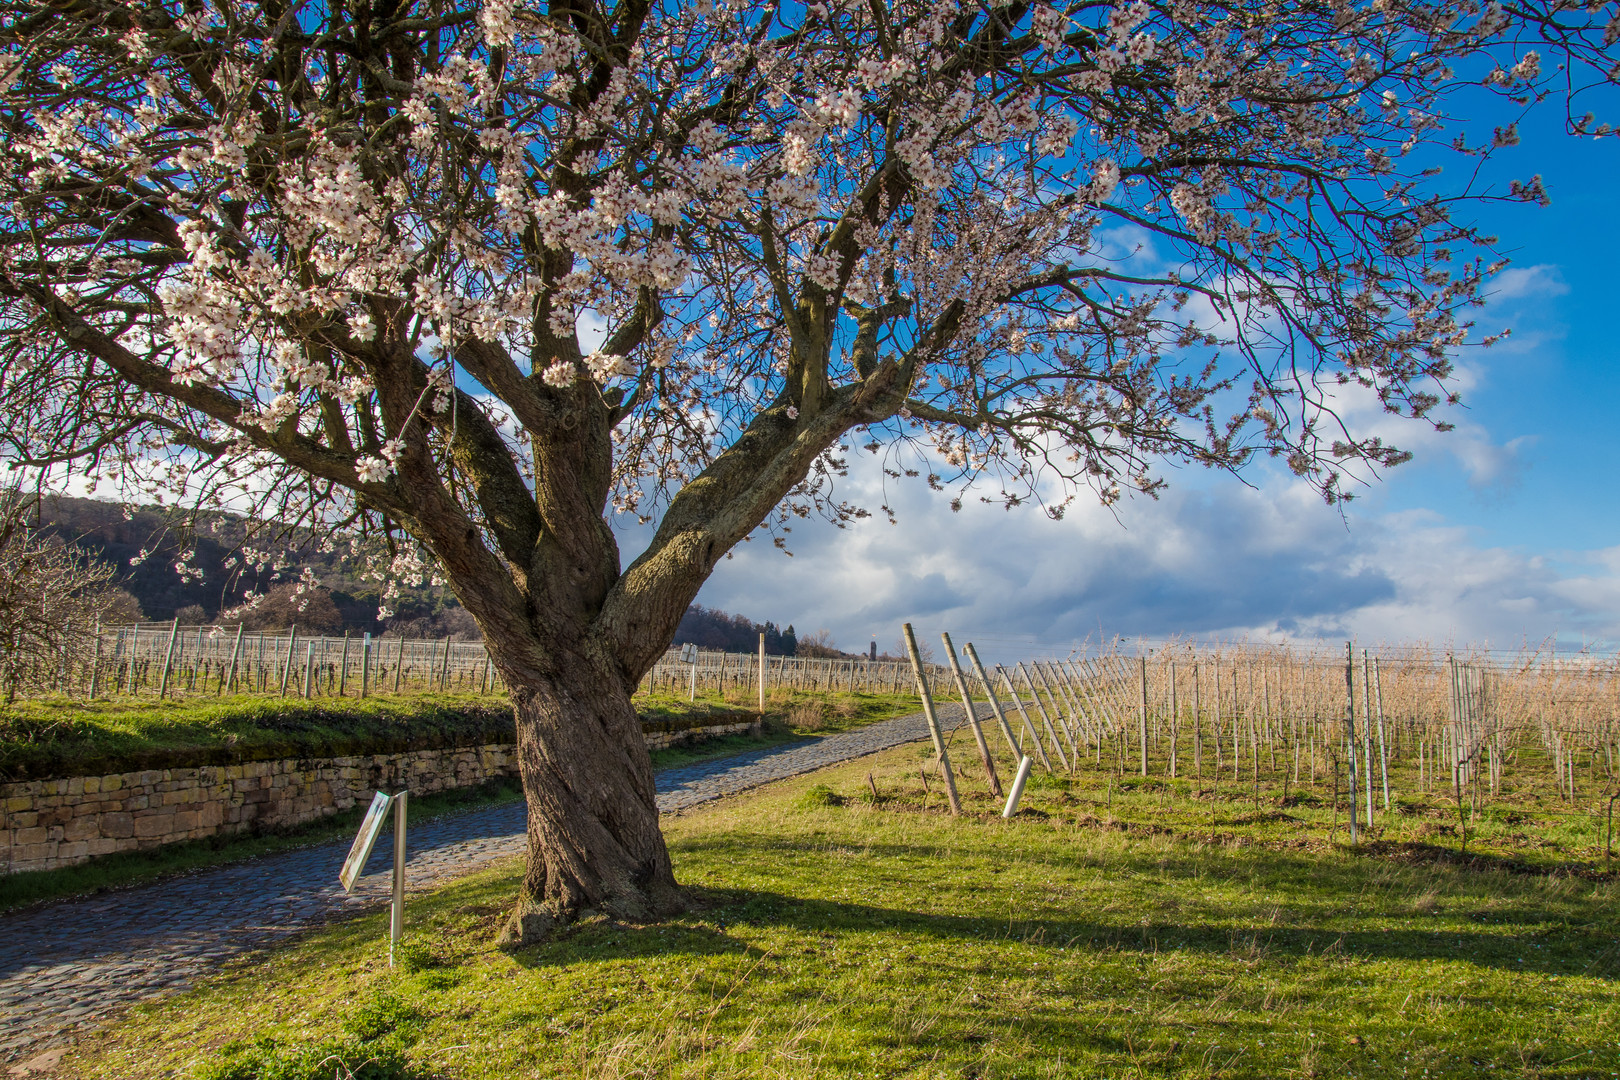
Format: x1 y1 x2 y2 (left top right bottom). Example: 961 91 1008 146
869 638 877 661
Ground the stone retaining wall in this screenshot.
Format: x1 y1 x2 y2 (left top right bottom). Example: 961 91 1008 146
1 716 759 876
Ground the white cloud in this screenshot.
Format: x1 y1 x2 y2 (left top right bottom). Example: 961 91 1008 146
651 456 1620 663
1487 264 1568 302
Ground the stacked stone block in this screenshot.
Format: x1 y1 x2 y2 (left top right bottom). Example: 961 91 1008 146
1 716 760 875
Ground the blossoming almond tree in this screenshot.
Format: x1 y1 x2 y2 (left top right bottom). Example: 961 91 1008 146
0 0 1613 941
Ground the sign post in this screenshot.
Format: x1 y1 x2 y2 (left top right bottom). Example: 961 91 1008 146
339 789 409 965
681 642 698 701
389 791 407 965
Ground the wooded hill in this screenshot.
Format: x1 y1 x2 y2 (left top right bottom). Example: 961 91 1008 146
28 495 815 653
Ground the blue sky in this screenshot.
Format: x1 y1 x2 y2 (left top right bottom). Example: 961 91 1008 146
623 108 1620 661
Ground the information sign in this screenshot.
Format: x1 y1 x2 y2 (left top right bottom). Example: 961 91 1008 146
339 791 393 893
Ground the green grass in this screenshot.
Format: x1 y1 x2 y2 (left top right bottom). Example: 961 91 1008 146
0 778 525 915
0 687 914 780
647 690 923 771
0 693 514 780
57 734 1620 1080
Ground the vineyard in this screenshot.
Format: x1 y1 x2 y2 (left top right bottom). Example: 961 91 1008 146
24 624 1620 812
892 638 1620 859
18 623 930 701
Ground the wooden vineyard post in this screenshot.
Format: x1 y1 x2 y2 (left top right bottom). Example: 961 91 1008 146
303 642 315 699
1224 667 1237 777
223 623 245 695
88 620 102 700
1139 656 1150 777
1049 662 1091 757
1072 660 1116 763
279 625 298 697
1169 661 1179 779
758 632 766 714
963 642 1027 763
1193 662 1203 783
1031 663 1080 762
1058 661 1096 754
394 639 406 693
157 618 180 700
1361 649 1376 827
941 632 1001 797
903 624 960 816
1017 663 1071 773
1344 641 1359 845
438 637 452 690
1000 665 1065 772
338 633 351 697
361 633 372 698
1373 657 1390 809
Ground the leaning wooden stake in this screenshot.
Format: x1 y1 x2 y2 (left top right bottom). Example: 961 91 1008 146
1344 641 1359 845
157 618 180 700
942 632 1001 796
1372 656 1390 809
903 624 960 816
963 642 1029 764
88 620 102 700
999 665 1064 773
223 622 245 695
1031 662 1081 762
1139 656 1150 777
1017 662 1072 773
279 624 298 697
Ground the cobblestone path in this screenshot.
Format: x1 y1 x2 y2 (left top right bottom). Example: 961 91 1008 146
0 706 964 1065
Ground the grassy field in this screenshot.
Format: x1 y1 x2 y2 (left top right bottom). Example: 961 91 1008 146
647 689 924 770
54 728 1620 1080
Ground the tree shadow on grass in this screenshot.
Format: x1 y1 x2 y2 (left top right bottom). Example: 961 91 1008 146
503 832 1620 982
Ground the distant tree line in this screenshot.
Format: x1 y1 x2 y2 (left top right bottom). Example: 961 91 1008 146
22 495 826 650
672 605 798 656
27 494 464 635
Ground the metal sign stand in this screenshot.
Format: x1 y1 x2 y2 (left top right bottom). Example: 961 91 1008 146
681 642 699 700
389 791 407 966
339 789 409 966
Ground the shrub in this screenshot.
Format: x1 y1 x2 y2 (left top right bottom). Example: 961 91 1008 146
798 783 843 808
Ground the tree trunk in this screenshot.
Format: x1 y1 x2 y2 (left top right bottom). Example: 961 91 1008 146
494 646 683 947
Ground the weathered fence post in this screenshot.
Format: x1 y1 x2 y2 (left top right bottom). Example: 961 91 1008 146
1373 656 1390 809
338 633 351 697
903 623 960 816
361 633 372 698
1139 656 1150 777
1016 662 1072 772
942 632 1001 797
279 625 298 697
157 618 180 700
963 642 1025 762
87 619 101 700
998 665 1062 773
1345 641 1358 844
223 622 245 695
